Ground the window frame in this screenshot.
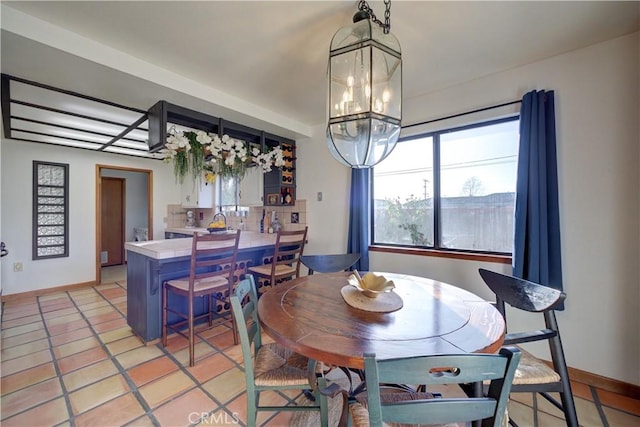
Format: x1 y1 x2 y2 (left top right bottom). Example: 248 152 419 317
370 115 519 258
33 160 69 260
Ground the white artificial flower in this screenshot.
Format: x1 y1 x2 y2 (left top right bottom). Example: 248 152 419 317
176 135 191 151
165 128 286 180
158 148 175 162
196 130 212 145
272 147 285 167
237 147 248 162
209 135 223 158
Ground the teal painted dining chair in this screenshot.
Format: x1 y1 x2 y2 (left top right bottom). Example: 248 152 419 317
349 347 521 427
230 274 330 427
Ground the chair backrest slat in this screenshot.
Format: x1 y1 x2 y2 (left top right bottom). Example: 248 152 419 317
270 227 307 278
230 275 261 374
190 231 240 290
378 399 497 425
300 253 360 274
372 353 509 385
478 268 565 313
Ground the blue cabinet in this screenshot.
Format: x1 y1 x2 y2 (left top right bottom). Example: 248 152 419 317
126 244 273 342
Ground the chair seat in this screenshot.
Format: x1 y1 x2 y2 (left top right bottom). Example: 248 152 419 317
249 264 296 278
254 342 313 387
481 347 561 387
512 347 561 385
350 391 451 427
165 275 230 294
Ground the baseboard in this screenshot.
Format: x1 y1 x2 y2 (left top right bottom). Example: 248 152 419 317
568 365 640 400
0 281 96 302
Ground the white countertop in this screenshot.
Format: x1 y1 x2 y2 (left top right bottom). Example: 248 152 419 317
125 230 277 260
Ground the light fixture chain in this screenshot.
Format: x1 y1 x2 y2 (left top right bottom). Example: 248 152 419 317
384 0 391 34
357 0 391 33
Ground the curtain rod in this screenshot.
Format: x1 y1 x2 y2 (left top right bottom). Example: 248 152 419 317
403 99 522 129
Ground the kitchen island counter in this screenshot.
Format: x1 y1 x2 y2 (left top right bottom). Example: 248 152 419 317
126 230 277 260
125 230 276 342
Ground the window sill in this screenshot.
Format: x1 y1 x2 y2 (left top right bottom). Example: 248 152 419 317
369 245 512 264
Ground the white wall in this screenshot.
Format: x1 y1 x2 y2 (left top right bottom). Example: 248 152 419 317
0 141 180 295
296 124 351 256
297 33 640 385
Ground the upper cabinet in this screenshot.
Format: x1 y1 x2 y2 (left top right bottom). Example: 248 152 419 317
181 180 215 208
239 166 264 206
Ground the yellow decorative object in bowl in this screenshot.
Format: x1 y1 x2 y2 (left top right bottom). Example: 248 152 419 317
207 220 227 233
348 270 395 298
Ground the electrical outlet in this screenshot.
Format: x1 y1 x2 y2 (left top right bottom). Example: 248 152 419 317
317 192 323 202
13 262 23 272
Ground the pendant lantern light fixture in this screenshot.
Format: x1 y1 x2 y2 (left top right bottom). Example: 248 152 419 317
327 0 402 168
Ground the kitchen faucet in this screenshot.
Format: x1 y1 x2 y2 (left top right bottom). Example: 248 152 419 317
212 212 227 229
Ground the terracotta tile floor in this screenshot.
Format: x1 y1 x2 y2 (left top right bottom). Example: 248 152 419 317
1 265 639 426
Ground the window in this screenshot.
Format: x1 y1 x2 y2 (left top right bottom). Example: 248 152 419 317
373 117 519 254
33 161 69 259
219 176 239 208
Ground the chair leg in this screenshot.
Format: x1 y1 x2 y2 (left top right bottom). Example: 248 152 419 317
558 382 579 427
230 300 238 345
188 297 195 367
227 280 238 345
247 390 258 427
546 313 579 427
317 376 329 427
208 294 213 327
161 284 168 346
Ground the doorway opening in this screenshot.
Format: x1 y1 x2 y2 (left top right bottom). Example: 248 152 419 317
96 165 153 285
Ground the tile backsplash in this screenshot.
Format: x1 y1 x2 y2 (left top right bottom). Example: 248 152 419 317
165 200 307 232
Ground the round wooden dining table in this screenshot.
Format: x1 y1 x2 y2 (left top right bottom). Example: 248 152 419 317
257 271 505 370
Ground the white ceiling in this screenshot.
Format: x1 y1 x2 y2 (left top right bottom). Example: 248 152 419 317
1 1 639 143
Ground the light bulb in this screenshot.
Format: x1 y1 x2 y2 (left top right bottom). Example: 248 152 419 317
374 99 383 112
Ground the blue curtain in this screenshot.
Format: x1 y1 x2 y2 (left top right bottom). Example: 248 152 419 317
347 168 370 271
513 90 563 303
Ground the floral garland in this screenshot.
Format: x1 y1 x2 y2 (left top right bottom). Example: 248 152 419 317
159 127 285 185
